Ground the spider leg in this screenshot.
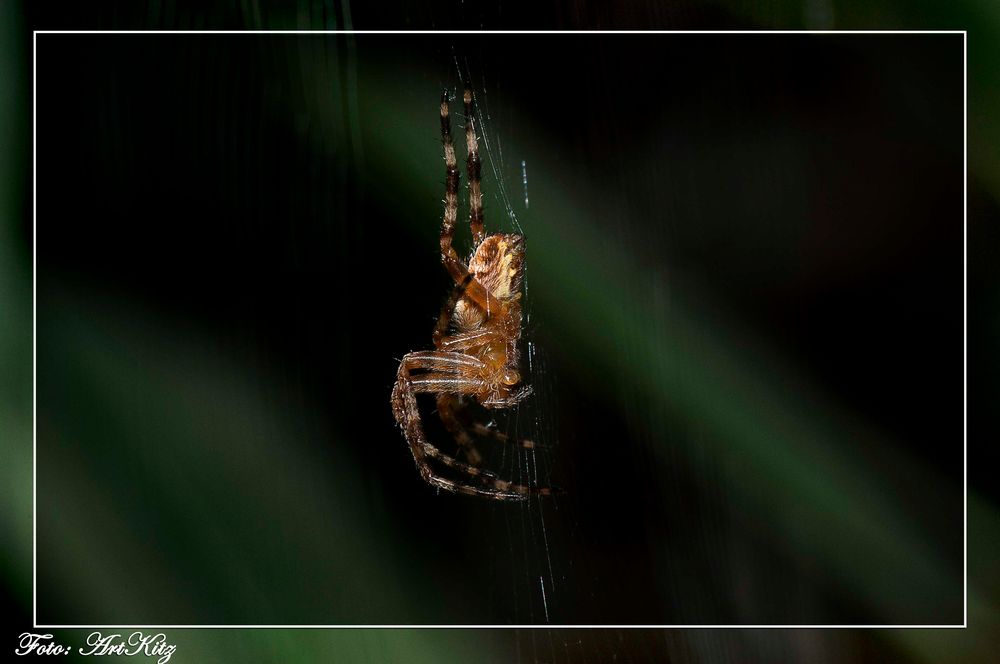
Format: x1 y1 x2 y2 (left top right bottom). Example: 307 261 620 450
392 355 556 501
420 339 536 459
439 92 502 316
441 393 544 455
437 393 484 465
463 88 486 246
399 350 485 374
422 467 534 501
410 341 539 453
440 92 461 266
432 282 466 348
393 395 525 501
481 384 534 408
468 421 545 451
436 328 496 352
419 439 494 479
409 372 483 393
420 443 557 499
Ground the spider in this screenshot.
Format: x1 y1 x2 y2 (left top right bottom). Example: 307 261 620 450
390 89 556 501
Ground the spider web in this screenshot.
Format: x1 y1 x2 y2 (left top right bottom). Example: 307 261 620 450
448 57 567 631
446 64 648 663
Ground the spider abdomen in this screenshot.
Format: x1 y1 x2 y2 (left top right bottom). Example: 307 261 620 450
468 233 525 301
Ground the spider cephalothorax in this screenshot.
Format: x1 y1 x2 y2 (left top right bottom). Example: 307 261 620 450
390 89 555 501
455 233 528 403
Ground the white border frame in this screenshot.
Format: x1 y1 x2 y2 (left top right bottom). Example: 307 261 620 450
31 29 968 630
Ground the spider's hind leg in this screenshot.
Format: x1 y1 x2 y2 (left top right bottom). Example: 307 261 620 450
463 88 486 246
440 91 460 260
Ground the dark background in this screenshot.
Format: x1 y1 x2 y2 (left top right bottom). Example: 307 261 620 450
33 33 963 629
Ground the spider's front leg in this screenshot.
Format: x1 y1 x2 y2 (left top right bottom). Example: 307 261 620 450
391 351 553 501
438 393 542 460
392 351 523 500
480 384 534 409
433 330 535 408
436 393 484 466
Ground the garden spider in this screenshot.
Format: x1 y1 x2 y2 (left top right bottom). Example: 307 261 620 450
390 89 556 501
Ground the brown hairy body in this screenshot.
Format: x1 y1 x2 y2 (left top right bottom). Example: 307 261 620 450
390 89 555 501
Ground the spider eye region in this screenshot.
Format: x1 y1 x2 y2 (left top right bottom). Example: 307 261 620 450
501 369 521 386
